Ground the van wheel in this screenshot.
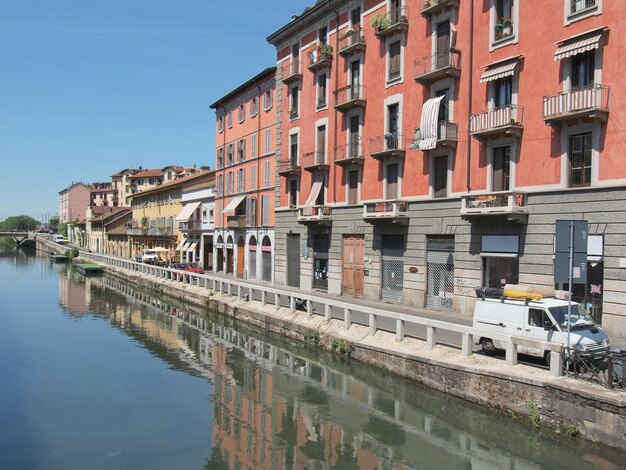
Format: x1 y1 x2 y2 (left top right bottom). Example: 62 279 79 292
481 339 496 355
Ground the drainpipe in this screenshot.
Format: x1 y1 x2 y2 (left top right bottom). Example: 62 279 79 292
466 0 474 193
329 0 339 203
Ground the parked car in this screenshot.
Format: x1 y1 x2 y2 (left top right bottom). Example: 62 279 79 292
134 249 161 264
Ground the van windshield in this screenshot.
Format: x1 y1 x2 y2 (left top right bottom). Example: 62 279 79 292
548 304 595 330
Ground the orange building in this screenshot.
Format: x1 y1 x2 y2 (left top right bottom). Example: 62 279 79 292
210 68 277 282
267 0 626 337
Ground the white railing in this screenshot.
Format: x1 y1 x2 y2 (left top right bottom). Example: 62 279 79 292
37 237 566 378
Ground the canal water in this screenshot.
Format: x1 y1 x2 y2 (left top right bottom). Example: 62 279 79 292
1 245 624 470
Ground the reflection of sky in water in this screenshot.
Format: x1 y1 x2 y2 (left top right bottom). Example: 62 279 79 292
0 252 624 470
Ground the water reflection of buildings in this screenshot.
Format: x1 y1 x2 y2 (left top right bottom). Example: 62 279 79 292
75 275 620 470
58 266 91 315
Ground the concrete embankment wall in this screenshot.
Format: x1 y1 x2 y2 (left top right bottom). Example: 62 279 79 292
35 238 626 451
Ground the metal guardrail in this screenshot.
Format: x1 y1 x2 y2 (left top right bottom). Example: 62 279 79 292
40 238 567 378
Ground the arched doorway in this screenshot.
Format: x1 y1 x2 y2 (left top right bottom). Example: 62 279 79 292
236 236 245 278
262 236 272 282
248 236 257 281
216 235 224 273
226 235 234 275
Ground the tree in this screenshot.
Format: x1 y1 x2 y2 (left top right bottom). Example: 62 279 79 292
49 216 59 228
0 215 39 231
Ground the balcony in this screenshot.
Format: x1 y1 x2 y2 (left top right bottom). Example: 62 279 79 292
338 28 366 56
411 121 458 150
278 159 302 177
470 105 524 140
282 59 302 84
370 134 406 160
542 84 609 125
363 200 408 221
461 191 528 220
227 215 247 229
414 49 461 84
302 151 330 172
307 47 333 71
372 7 409 38
298 206 332 224
420 0 459 16
179 220 203 232
334 85 367 112
127 227 145 236
334 143 365 167
127 219 174 237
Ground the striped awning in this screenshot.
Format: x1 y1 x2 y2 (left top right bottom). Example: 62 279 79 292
479 60 518 83
554 30 604 61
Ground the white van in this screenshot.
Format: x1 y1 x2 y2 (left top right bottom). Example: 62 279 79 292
53 234 65 244
473 288 609 363
139 249 160 264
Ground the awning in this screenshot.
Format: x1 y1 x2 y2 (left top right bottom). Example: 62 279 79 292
175 201 201 222
174 239 187 251
179 241 191 251
480 59 519 83
223 195 246 213
418 96 445 151
554 29 605 61
186 241 199 252
302 174 324 215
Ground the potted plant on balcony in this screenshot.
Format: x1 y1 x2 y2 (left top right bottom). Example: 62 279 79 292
319 43 333 59
502 17 512 37
423 0 432 9
340 28 355 40
371 12 391 33
289 108 298 119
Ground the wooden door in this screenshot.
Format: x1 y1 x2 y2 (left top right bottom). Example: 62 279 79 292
236 237 245 278
349 115 360 157
434 156 448 198
348 169 359 205
342 235 364 297
386 163 399 200
436 21 451 68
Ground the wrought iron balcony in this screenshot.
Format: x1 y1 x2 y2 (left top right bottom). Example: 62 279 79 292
302 151 330 172
179 220 203 232
334 85 367 112
307 48 333 71
542 84 609 125
370 134 406 160
470 105 524 140
334 143 364 166
414 49 461 84
282 59 302 83
298 205 332 224
127 227 145 236
411 121 458 150
460 191 528 218
363 200 408 221
227 215 247 229
338 28 366 56
372 6 409 38
278 159 302 177
420 0 459 16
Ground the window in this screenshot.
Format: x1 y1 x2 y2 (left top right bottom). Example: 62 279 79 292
347 169 359 205
250 97 258 116
351 7 361 26
238 104 245 123
566 0 600 23
493 0 516 44
290 85 300 118
227 144 234 165
251 134 257 159
217 148 224 169
290 133 299 165
264 161 271 187
529 308 552 328
265 128 271 154
570 133 592 187
237 168 245 193
571 51 594 89
387 103 400 141
319 27 328 45
388 40 401 82
209 208 214 223
570 0 596 14
247 197 257 226
202 207 208 223
317 125 326 163
494 77 512 108
237 139 246 162
492 146 511 191
263 89 273 110
250 165 257 191
433 156 448 198
218 115 224 132
317 72 327 109
261 195 270 226
484 256 519 288
227 110 233 128
288 178 298 207
386 162 399 200
227 171 234 195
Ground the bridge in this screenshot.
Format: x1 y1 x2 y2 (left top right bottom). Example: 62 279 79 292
0 231 37 248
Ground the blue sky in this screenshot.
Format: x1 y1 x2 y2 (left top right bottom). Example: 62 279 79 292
0 0 311 220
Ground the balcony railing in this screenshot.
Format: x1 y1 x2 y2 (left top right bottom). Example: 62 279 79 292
338 27 366 55
470 105 524 139
334 142 364 166
570 0 597 14
372 6 409 38
282 59 302 83
460 191 528 217
420 0 459 16
302 151 330 172
363 200 408 220
542 84 609 124
227 215 247 229
127 219 174 237
298 205 332 223
278 159 302 176
411 121 458 149
414 48 461 84
179 220 203 232
334 85 367 111
370 134 406 159
307 48 333 71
